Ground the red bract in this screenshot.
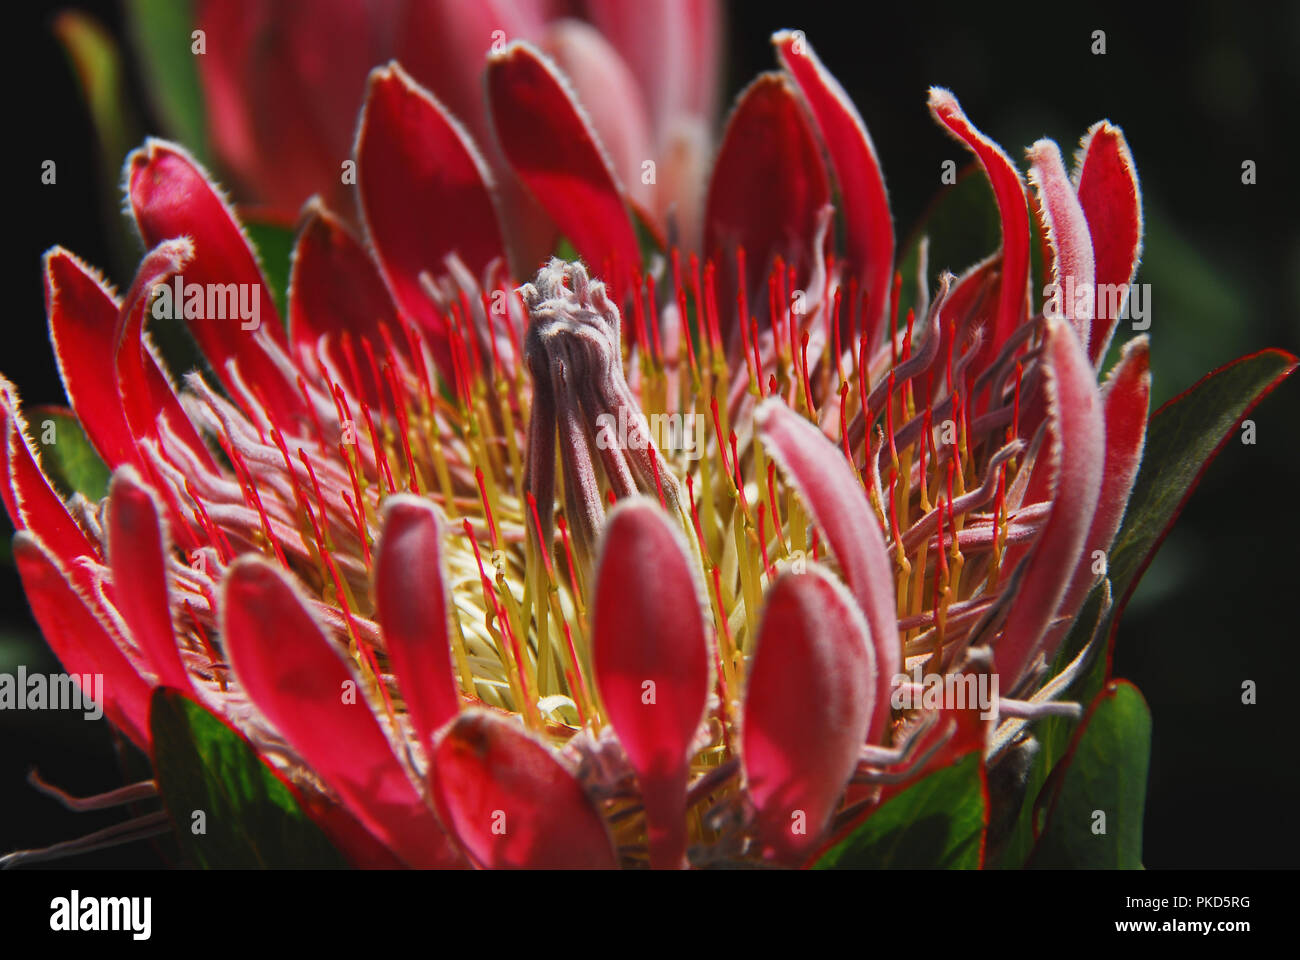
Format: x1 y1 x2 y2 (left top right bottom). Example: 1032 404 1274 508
4 23 1289 869
183 0 722 260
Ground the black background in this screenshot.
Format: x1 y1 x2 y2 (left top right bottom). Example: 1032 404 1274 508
2 0 1297 868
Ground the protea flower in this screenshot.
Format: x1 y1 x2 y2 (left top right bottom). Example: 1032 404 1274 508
4 26 1291 870
182 0 720 262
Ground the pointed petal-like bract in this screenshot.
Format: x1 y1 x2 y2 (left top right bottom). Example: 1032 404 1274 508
288 200 400 353
1028 139 1095 352
356 61 505 375
1045 336 1150 661
995 319 1105 687
221 556 462 868
592 498 710 869
1074 121 1143 369
107 467 191 693
44 249 136 469
487 42 641 287
12 532 151 749
705 73 831 340
755 398 897 741
540 19 655 220
287 200 400 408
0 378 100 566
374 494 460 754
430 709 617 869
126 140 303 425
774 30 893 345
114 239 217 475
928 89 1031 360
743 564 875 865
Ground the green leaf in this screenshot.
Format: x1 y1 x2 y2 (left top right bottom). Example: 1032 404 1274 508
243 220 295 321
1029 681 1151 868
127 0 207 161
30 408 110 501
150 687 347 868
814 752 986 869
1106 349 1296 624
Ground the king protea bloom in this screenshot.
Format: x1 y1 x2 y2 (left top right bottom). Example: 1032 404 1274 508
185 0 721 261
6 29 1157 868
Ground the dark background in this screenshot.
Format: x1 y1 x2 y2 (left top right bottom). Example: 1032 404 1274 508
3 0 1297 867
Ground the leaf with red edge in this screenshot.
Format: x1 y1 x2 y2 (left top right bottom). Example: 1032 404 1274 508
742 564 875 865
374 494 460 754
995 319 1104 688
487 42 641 288
591 498 710 869
430 709 617 869
927 89 1031 361
774 29 893 345
1073 121 1142 368
704 73 830 341
1097 347 1297 684
356 60 505 374
814 752 987 869
221 555 463 869
107 466 191 693
125 139 304 426
1028 680 1150 868
11 532 152 749
755 398 898 741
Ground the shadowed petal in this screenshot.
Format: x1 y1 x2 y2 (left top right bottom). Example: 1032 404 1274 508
222 555 463 868
287 200 401 407
755 398 898 741
928 89 1031 361
1028 139 1095 351
592 498 710 869
356 61 505 377
996 319 1105 687
1073 121 1143 368
705 73 831 341
374 494 461 753
430 709 617 869
487 42 642 287
106 467 191 693
742 564 876 865
12 532 152 749
774 30 893 345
